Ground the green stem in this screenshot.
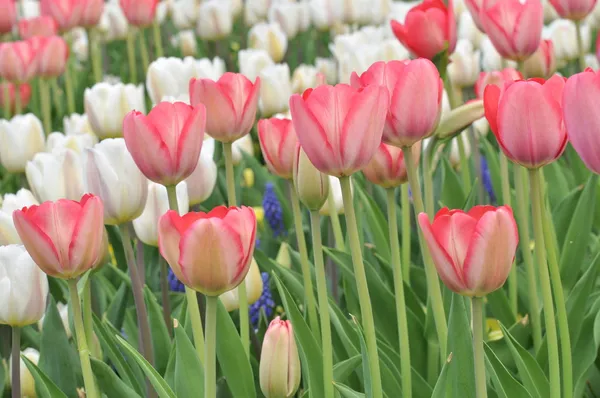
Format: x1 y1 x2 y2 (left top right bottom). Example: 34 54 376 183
309 211 334 398
401 184 411 285
575 20 587 73
457 135 472 193
472 297 487 398
127 30 138 84
204 296 218 398
166 185 205 363
138 28 150 77
514 166 542 352
152 21 164 59
339 176 382 398
14 83 21 115
423 138 436 217
222 142 250 357
11 327 20 398
39 79 51 135
159 257 173 337
68 279 99 398
386 188 413 398
289 181 320 337
402 147 448 359
64 62 75 115
529 168 561 398
540 173 573 398
328 189 345 251
499 153 518 316
89 28 103 83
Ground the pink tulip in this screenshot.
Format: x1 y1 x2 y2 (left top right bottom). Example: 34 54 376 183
257 117 298 180
390 0 456 60
158 206 256 296
484 75 568 168
549 0 597 20
189 73 261 143
13 194 106 279
480 0 543 61
0 40 37 83
123 101 207 186
40 0 81 31
474 68 523 99
363 142 421 188
79 0 104 27
18 17 59 39
120 0 158 27
289 84 388 177
0 82 32 113
418 205 519 297
464 0 485 31
563 69 600 174
523 40 556 79
0 0 17 34
35 36 69 78
351 60 443 148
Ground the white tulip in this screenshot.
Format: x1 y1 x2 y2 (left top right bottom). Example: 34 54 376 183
220 258 263 312
0 245 48 327
18 0 40 18
63 114 94 136
291 64 320 93
315 57 337 84
0 190 38 245
0 114 45 173
544 19 591 66
377 39 410 62
586 1 600 29
185 140 218 206
248 22 288 63
99 2 129 41
155 0 170 24
46 132 97 154
449 133 471 168
343 0 372 25
259 63 292 117
458 11 484 49
473 117 490 137
160 94 191 104
542 0 560 23
232 134 255 166
268 1 305 39
309 0 345 30
197 0 234 41
448 39 481 88
85 138 148 225
176 30 197 57
238 49 274 81
133 182 189 247
26 149 85 202
71 28 89 62
319 176 345 216
84 82 145 139
193 56 226 80
585 53 600 70
38 302 71 338
245 0 271 26
481 36 517 71
9 348 39 398
170 0 200 29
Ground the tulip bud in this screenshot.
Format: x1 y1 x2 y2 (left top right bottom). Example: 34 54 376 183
449 133 471 168
291 64 319 93
258 117 297 179
293 146 330 211
238 49 274 82
0 245 48 326
0 0 16 34
197 0 233 41
185 141 218 206
120 0 157 27
9 348 39 398
363 142 420 188
40 0 81 31
448 39 481 88
260 317 301 398
79 0 104 27
34 35 69 78
276 242 292 268
259 63 292 117
18 16 58 39
0 189 38 245
0 40 37 83
38 302 71 338
220 258 263 311
177 30 197 58
248 22 288 63
435 100 485 140
523 39 556 79
98 3 129 42
544 19 590 66
0 114 45 173
231 134 255 166
268 1 305 39
244 0 270 26
549 0 597 20
309 0 344 30
26 148 85 202
315 57 338 84
319 176 346 216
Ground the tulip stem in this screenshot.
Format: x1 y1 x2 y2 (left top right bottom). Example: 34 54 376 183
423 137 436 216
540 174 573 398
309 210 334 398
514 166 542 352
14 83 21 115
159 257 173 337
64 62 75 115
126 30 138 84
499 153 518 316
289 181 320 337
575 20 587 73
166 185 205 362
471 297 487 398
223 142 250 357
339 175 382 398
89 28 103 83
11 327 20 398
386 188 413 398
328 189 345 251
138 28 150 77
39 78 52 135
83 280 98 358
68 279 99 398
402 147 448 360
401 184 411 285
529 168 561 398
204 295 218 398
152 21 164 59
457 134 472 194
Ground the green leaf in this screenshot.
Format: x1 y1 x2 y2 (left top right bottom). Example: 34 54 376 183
484 343 532 398
114 335 176 398
22 354 68 398
333 355 362 383
333 382 366 398
572 307 600 395
105 282 129 331
567 251 600 345
440 157 466 209
174 321 204 398
350 316 371 397
446 294 476 398
486 289 517 327
143 287 171 374
431 354 452 398
76 270 91 298
90 358 142 398
106 225 127 271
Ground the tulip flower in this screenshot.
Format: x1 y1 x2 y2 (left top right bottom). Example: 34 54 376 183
98 2 129 41
123 101 207 186
158 206 257 296
259 317 301 398
26 148 85 202
185 141 218 206
79 0 104 27
40 0 82 31
0 0 16 34
248 22 288 63
13 194 105 279
196 0 234 41
563 68 600 174
291 64 320 93
0 40 37 83
46 132 97 153
238 49 274 82
10 348 40 398
480 0 543 61
176 30 197 57
84 82 145 138
293 146 330 211
0 83 32 114
189 72 260 143
0 189 38 246
316 57 337 84
220 258 263 311
474 68 523 99
545 19 590 65
418 206 518 296
448 39 481 88
34 35 69 78
18 16 58 39
257 117 298 179
351 59 442 148
390 0 457 60
484 75 567 168
119 0 158 27
259 63 292 117
363 142 421 188
0 114 45 173
549 0 597 19
523 40 556 78
63 113 94 136
244 0 271 26
268 1 307 39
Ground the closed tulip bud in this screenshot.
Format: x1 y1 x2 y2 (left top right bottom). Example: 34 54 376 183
26 148 85 202
46 132 97 153
0 82 32 114
480 0 543 61
248 22 288 63
549 0 597 19
0 0 16 34
10 348 40 397
523 39 556 78
35 35 69 78
391 0 457 60
0 40 37 83
146 57 204 105
258 117 297 179
185 139 218 206
276 242 292 268
458 11 485 49
176 30 197 57
238 49 274 82
448 39 480 88
259 63 292 117
309 0 345 30
220 258 263 311
13 194 105 279
0 190 38 245
0 114 45 173
545 19 590 65
189 72 260 143
98 3 129 41
133 181 189 247
435 100 485 140
18 16 58 39
474 68 523 99
196 0 233 41
363 142 420 188
484 75 567 168
244 0 270 26
418 205 519 296
158 206 256 295
40 0 81 31
268 1 304 39
0 245 48 326
119 0 158 27
293 146 330 211
319 176 345 216
79 0 104 27
84 82 145 139
315 57 338 85
260 317 301 398
291 64 320 93
351 59 442 149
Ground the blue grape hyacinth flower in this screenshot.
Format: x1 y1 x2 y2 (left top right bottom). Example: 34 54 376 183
481 156 496 203
263 182 286 237
167 267 186 293
250 272 275 328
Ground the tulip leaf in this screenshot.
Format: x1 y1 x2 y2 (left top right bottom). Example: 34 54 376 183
333 355 362 383
114 335 177 398
21 354 68 398
431 353 451 398
105 282 129 331
440 157 466 209
484 343 531 398
174 321 204 398
446 294 476 398
571 307 600 396
0 352 4 396
143 287 171 375
567 251 600 345
377 343 404 397
90 358 142 398
486 289 517 327
333 382 366 398
215 299 256 398
543 161 571 209
356 186 391 263
106 225 128 272
76 270 91 298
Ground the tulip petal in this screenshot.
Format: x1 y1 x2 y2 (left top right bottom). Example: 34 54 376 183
158 210 185 284
12 209 61 276
68 196 104 277
176 103 206 180
189 78 237 140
